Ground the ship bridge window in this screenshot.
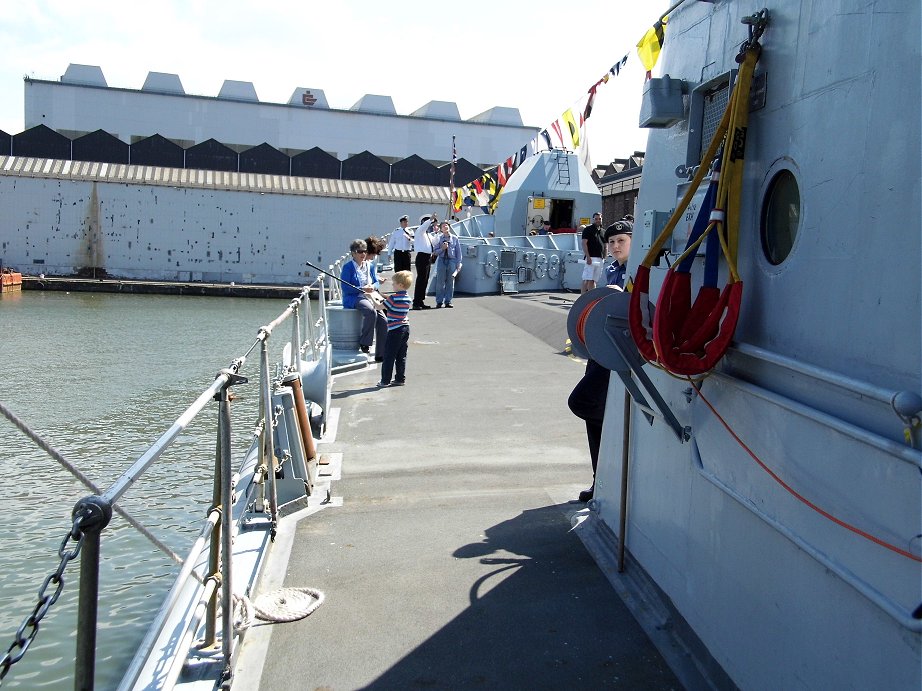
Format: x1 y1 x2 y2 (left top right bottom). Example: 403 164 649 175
760 169 800 265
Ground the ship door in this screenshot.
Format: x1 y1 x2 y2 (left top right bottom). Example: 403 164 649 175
527 197 550 232
527 197 575 232
550 199 574 229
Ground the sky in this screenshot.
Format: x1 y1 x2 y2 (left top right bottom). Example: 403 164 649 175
0 0 670 168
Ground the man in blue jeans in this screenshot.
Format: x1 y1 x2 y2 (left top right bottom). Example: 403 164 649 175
432 221 462 308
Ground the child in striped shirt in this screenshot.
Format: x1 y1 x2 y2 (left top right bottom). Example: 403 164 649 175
378 271 413 387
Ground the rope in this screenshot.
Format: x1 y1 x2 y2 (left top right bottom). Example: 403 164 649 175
0 400 187 569
225 588 325 634
690 380 922 563
233 593 255 634
574 297 605 347
252 587 325 623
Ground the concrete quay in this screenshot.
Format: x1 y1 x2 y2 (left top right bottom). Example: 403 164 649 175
21 274 307 299
235 291 685 690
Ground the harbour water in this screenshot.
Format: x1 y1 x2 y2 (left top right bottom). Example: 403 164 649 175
0 290 297 688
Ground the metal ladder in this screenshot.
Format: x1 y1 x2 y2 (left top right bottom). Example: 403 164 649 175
555 150 571 186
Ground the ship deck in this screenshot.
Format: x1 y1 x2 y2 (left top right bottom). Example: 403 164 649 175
234 291 687 690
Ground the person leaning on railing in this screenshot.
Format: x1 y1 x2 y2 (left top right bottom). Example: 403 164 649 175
341 238 387 361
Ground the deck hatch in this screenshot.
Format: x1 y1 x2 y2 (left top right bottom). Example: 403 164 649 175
499 250 517 271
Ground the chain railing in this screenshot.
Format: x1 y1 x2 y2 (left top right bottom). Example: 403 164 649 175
0 513 86 684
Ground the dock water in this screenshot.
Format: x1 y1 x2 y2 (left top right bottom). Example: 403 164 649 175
237 292 683 690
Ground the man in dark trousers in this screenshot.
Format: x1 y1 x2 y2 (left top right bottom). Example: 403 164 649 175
387 214 414 272
412 214 438 309
568 218 632 502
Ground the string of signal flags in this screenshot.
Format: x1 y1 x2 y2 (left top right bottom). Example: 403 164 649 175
451 4 672 215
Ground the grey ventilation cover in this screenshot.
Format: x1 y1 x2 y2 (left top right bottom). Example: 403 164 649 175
218 80 259 102
467 106 523 126
350 94 396 115
61 64 107 87
142 72 185 95
410 101 461 121
288 88 330 108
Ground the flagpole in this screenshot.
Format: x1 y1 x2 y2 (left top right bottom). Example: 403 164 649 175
447 135 456 220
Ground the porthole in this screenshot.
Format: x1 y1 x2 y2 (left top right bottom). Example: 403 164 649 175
760 169 800 265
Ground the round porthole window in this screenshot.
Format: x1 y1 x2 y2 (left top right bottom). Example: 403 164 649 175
760 169 800 265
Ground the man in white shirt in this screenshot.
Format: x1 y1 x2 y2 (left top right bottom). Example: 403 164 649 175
412 214 438 309
387 214 413 272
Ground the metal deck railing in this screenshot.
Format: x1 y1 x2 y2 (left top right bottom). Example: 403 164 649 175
0 279 332 690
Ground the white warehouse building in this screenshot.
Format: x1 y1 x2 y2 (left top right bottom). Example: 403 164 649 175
23 64 534 169
0 64 539 283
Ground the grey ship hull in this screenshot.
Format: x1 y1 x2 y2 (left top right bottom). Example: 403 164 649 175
587 2 921 689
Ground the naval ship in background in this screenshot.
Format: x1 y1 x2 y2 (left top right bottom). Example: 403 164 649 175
571 1 921 689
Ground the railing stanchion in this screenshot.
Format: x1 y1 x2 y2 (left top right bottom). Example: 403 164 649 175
304 292 316 361
317 277 327 343
216 374 238 682
73 495 112 691
204 434 221 649
291 301 301 369
259 338 279 534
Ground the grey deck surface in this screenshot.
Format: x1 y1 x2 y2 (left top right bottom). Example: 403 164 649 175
242 292 681 690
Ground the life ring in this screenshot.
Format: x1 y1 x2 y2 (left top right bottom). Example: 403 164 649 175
483 250 499 277
547 254 560 280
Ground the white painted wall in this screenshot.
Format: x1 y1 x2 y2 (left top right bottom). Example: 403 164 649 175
24 80 536 167
0 174 441 282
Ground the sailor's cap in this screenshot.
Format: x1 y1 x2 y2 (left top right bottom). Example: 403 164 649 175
606 220 633 236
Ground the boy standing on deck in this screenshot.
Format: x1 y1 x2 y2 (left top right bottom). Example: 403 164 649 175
378 271 413 387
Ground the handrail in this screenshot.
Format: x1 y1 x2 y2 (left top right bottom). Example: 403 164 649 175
102 374 234 504
104 286 316 688
691 441 922 632
4 284 327 688
728 342 906 407
117 510 221 690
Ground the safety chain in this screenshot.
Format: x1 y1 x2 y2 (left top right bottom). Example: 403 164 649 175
0 510 89 684
739 8 770 59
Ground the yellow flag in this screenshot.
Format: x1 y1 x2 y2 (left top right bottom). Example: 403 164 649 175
637 18 667 72
561 109 580 149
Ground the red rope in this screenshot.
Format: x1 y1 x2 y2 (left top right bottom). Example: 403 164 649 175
690 380 922 563
575 297 604 346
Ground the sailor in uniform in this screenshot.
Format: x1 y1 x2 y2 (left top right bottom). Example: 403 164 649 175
387 214 414 272
412 214 438 309
568 218 633 502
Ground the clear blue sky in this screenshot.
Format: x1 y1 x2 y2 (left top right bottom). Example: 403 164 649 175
0 0 669 166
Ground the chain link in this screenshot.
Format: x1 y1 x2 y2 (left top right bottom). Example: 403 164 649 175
0 512 87 683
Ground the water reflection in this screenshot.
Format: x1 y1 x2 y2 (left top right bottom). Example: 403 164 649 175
0 291 294 687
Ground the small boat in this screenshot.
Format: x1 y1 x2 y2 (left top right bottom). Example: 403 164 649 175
1 268 22 293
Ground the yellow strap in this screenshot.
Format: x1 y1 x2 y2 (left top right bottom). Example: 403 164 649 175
640 47 760 279
723 48 759 272
640 101 730 268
